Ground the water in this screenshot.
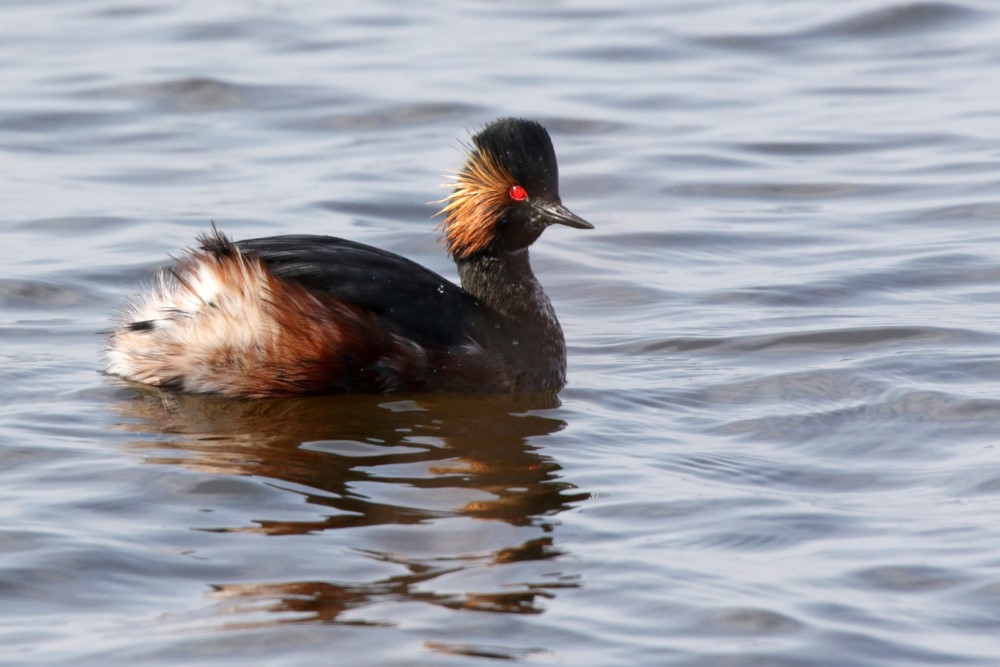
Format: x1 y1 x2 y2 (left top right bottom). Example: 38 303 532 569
3 0 1000 664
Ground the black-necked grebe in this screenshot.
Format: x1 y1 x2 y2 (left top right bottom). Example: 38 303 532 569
105 118 592 397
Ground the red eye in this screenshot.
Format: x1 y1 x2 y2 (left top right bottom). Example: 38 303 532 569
509 184 527 201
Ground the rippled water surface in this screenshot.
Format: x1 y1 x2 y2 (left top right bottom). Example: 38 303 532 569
4 1 1000 665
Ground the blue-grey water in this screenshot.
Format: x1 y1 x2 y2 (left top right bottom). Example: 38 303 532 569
4 1 1000 665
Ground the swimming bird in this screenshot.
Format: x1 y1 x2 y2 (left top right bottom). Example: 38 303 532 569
106 118 592 397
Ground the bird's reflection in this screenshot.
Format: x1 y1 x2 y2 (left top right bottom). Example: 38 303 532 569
204 536 577 631
111 388 587 632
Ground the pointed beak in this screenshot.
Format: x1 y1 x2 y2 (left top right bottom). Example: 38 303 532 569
537 202 594 230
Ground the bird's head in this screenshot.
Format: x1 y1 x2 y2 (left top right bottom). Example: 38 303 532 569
437 118 592 261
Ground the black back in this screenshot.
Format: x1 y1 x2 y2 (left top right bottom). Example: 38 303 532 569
234 234 494 348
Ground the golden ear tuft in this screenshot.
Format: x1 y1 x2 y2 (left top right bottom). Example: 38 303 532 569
436 148 514 259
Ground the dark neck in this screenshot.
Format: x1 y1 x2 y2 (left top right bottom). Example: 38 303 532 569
457 250 545 318
456 249 567 390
